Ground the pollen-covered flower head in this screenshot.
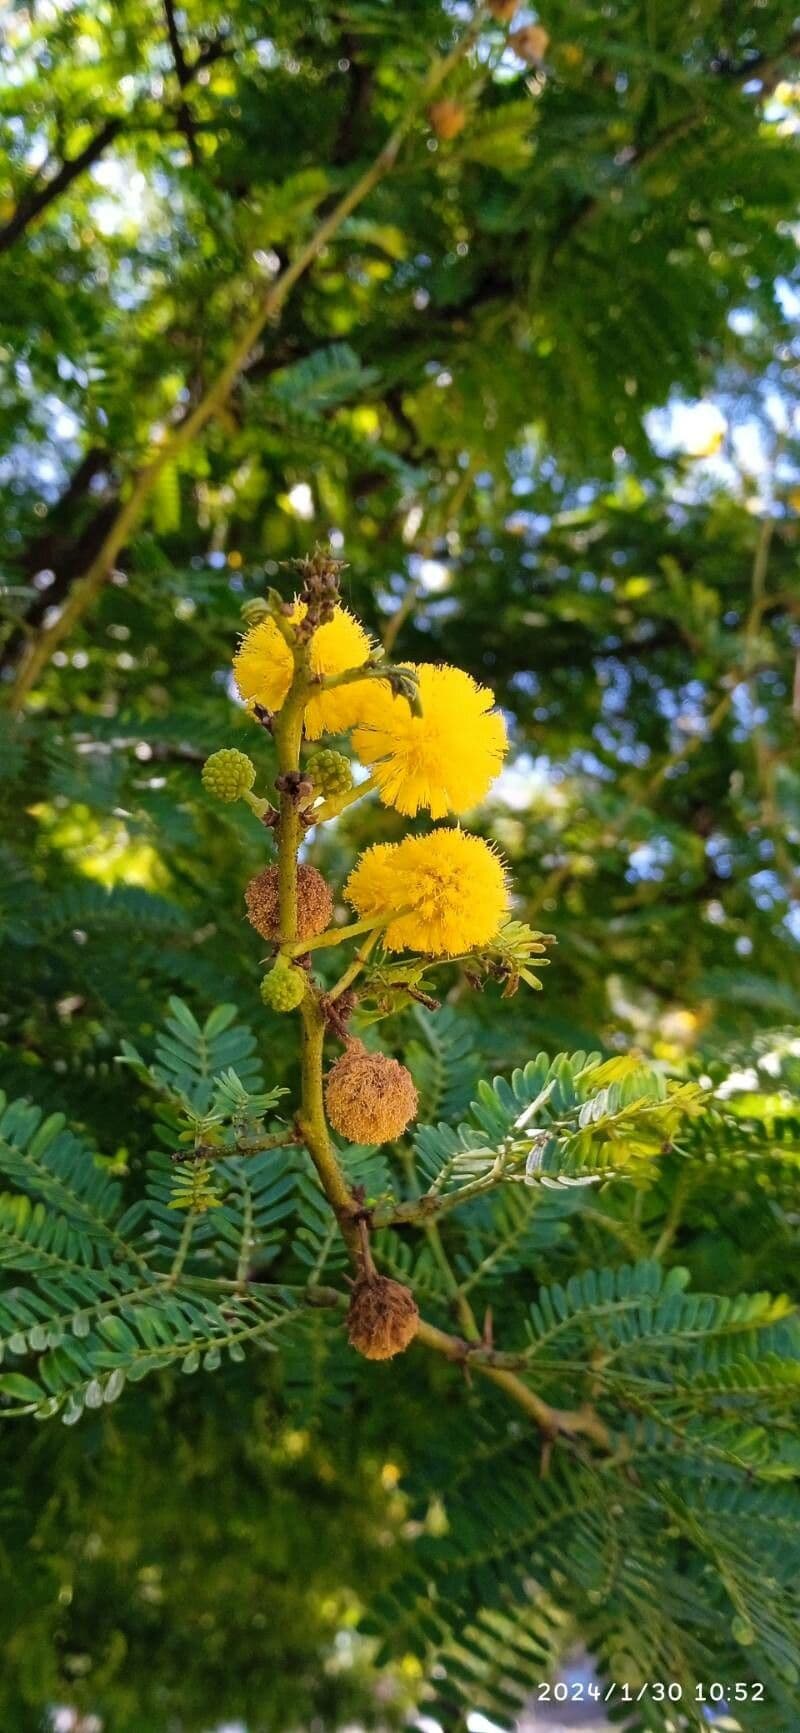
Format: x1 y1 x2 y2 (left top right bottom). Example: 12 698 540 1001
232 604 372 738
351 663 506 817
345 827 509 955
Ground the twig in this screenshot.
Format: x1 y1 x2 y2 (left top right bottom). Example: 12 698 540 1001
0 38 228 257
305 1287 611 1446
174 1127 300 1163
327 927 380 1002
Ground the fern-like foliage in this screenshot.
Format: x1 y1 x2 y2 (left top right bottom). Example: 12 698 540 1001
409 1050 705 1208
370 1258 800 1728
0 1002 798 1731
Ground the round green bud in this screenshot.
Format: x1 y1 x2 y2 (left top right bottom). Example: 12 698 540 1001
307 749 353 802
202 749 256 803
260 963 306 1013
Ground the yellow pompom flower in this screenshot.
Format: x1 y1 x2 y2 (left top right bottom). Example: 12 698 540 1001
232 605 372 739
351 664 506 817
345 827 509 955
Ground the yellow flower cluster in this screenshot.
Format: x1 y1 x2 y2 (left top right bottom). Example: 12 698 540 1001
351 663 507 818
346 828 509 955
233 605 371 739
230 594 511 955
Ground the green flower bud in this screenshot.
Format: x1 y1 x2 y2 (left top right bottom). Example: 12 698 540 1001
260 963 306 1013
307 749 353 802
202 749 256 803
241 597 271 627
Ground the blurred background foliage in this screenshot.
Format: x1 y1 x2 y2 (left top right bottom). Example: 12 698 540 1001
1 0 800 1727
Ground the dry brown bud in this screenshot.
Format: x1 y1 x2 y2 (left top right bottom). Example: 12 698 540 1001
347 1275 419 1361
488 0 519 20
325 1040 418 1145
428 98 468 141
244 863 333 941
509 24 550 64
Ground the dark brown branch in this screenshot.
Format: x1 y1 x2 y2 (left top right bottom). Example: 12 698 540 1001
332 34 375 166
0 451 118 672
0 119 123 255
0 37 229 256
162 0 199 163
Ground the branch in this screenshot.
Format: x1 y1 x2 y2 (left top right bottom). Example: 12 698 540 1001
162 0 199 163
716 27 800 95
0 119 123 254
0 37 229 258
6 7 486 714
306 1288 611 1447
174 1128 300 1163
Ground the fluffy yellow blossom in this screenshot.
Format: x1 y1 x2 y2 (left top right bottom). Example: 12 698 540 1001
305 610 374 738
351 664 506 817
232 605 372 739
233 618 293 714
345 827 509 955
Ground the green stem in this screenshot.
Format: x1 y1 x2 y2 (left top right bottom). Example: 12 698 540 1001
167 1209 197 1287
272 642 360 1257
242 789 272 820
424 1219 481 1341
372 1159 505 1227
327 927 380 1002
190 1129 299 1162
311 773 378 825
284 912 394 957
298 993 359 1255
274 665 310 944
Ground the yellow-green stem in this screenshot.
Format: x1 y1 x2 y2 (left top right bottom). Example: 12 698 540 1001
284 913 391 957
412 1316 611 1447
274 645 359 1257
7 9 487 714
327 927 380 1002
274 665 309 943
311 773 378 825
298 993 359 1255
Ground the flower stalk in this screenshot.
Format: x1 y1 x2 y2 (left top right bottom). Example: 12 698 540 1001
200 555 610 1450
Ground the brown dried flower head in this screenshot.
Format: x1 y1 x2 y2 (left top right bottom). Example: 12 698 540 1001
428 98 468 141
509 23 550 64
488 0 518 20
244 863 333 941
325 1040 418 1145
347 1274 420 1360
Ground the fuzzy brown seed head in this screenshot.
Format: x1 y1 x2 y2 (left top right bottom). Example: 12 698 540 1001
347 1275 419 1361
488 0 518 19
324 1041 418 1145
428 98 468 141
244 863 333 941
509 23 550 64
